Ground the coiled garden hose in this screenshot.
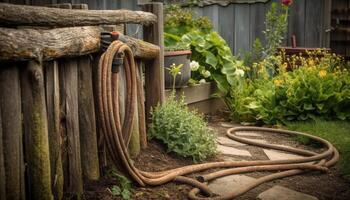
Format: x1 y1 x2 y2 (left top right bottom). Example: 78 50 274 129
97 40 339 199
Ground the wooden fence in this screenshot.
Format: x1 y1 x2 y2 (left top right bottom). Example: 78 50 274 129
0 2 164 199
192 0 332 55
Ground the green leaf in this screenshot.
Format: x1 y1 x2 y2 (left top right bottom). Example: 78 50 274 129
204 51 218 68
110 186 121 196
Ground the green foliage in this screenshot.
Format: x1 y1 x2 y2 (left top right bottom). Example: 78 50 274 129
263 2 289 57
224 51 350 124
286 119 350 180
164 4 212 47
149 93 217 162
180 31 241 91
107 170 132 200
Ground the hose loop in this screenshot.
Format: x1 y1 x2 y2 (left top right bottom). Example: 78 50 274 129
97 41 339 199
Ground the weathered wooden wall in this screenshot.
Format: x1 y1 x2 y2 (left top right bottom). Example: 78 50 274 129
192 0 331 55
330 0 350 60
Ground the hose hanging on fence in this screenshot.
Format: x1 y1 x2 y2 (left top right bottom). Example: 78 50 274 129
97 40 339 199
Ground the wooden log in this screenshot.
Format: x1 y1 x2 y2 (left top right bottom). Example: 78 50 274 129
0 107 5 200
0 65 25 200
122 34 160 60
0 26 100 61
21 61 53 200
59 59 83 196
142 3 165 123
0 3 157 27
0 27 159 61
77 56 100 181
44 60 64 200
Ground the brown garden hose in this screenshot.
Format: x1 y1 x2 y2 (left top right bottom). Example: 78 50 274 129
97 40 339 199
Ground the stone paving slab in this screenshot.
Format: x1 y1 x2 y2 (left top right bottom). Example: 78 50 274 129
220 122 239 128
217 145 251 157
208 175 256 196
257 185 318 200
243 138 268 144
235 131 262 137
216 136 246 146
263 149 304 161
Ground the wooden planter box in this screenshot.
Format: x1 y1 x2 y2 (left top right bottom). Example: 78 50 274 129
165 82 225 114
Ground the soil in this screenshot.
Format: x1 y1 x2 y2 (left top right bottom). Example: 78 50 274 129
84 114 350 200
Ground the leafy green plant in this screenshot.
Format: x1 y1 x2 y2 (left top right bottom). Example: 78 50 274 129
107 169 132 200
150 63 216 162
225 51 350 124
149 94 217 162
263 2 289 57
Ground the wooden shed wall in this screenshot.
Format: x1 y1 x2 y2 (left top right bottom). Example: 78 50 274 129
192 0 331 55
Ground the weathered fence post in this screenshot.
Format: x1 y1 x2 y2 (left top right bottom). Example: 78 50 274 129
77 56 100 180
59 59 83 196
142 3 165 123
136 60 147 149
0 106 5 200
73 3 100 182
44 60 64 200
21 61 53 200
0 65 25 200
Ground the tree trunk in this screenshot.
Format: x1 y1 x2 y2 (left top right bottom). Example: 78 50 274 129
44 60 64 200
0 65 25 200
0 27 159 61
0 3 156 27
77 56 100 181
21 61 53 200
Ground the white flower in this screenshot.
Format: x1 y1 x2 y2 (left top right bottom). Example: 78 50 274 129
202 70 211 78
234 69 245 77
178 71 182 75
190 61 200 71
199 79 206 84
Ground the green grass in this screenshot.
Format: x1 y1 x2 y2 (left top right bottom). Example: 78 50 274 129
286 119 350 180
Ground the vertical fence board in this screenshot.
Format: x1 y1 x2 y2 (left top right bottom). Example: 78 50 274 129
249 3 266 46
287 0 306 46
0 65 25 200
305 0 324 47
219 4 235 52
59 59 83 196
234 4 250 54
44 60 64 200
136 61 147 149
142 3 165 123
0 106 5 200
21 61 53 200
203 5 219 31
91 54 108 172
77 56 100 181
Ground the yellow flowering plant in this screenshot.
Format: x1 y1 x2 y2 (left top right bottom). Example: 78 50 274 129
225 50 350 124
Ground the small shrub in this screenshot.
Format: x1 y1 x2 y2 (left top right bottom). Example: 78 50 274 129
107 169 132 200
149 93 217 162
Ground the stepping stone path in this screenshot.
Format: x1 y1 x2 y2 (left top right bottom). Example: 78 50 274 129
212 123 319 199
217 145 251 157
257 186 318 200
220 122 238 128
263 149 304 161
216 136 246 146
208 175 256 196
